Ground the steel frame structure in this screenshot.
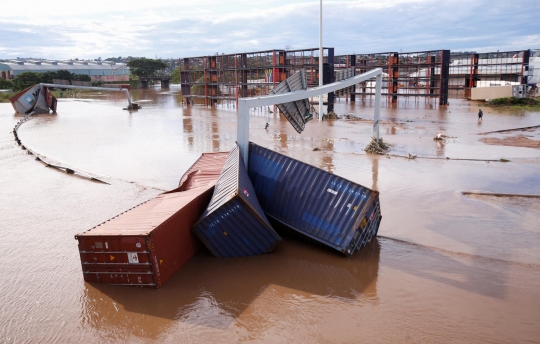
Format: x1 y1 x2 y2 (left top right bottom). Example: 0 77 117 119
179 48 532 108
179 47 335 108
334 50 450 105
447 50 531 98
237 69 383 167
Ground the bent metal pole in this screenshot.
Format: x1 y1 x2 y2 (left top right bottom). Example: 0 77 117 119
40 83 133 108
319 0 323 121
236 68 383 168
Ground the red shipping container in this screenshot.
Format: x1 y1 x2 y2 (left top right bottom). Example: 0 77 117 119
75 186 214 288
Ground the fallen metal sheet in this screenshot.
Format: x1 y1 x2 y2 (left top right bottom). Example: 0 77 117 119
269 69 313 133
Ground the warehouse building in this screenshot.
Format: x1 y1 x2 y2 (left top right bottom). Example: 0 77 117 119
0 60 130 82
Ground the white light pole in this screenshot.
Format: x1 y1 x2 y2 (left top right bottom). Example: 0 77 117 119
318 0 323 121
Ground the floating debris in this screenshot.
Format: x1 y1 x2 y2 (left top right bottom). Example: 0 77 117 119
364 137 389 155
323 111 339 120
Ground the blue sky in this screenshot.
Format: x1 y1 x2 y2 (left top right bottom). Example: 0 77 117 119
0 0 538 59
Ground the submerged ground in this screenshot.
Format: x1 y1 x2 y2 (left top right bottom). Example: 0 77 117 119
1 87 539 343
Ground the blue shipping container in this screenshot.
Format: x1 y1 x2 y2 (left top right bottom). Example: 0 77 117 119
248 142 381 256
192 144 282 257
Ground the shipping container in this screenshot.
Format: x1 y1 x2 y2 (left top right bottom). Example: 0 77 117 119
248 142 382 256
167 151 229 193
75 186 215 288
192 144 282 257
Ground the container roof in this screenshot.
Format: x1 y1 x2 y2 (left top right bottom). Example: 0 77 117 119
167 151 229 193
77 187 211 237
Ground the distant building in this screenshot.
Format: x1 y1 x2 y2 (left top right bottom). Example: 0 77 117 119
0 60 130 82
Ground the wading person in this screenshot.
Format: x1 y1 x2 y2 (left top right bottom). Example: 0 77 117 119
478 109 483 121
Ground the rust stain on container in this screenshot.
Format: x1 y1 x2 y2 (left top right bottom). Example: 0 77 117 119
75 186 214 288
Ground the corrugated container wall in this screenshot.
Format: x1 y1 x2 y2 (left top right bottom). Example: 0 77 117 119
75 186 214 288
192 144 282 257
248 142 382 256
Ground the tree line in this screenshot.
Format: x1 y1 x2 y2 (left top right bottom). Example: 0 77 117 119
1 70 92 92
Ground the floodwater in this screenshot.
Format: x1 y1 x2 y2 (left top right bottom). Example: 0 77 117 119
1 86 540 343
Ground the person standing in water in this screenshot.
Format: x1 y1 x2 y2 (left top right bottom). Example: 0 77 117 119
478 109 483 120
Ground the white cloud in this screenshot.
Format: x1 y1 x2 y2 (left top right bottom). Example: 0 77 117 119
0 0 538 59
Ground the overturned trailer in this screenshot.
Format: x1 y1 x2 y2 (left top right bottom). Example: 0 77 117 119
192 144 282 257
248 142 381 256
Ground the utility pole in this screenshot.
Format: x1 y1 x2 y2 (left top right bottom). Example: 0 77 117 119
318 0 323 121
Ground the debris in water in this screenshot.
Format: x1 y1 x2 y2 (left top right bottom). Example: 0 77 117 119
364 137 389 155
324 111 339 120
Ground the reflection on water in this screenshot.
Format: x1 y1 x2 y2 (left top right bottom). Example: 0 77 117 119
81 238 380 337
2 87 540 342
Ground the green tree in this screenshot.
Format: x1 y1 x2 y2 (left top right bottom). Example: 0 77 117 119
171 67 180 83
13 72 42 91
39 71 59 83
127 58 168 78
56 70 73 80
72 73 91 82
0 78 14 89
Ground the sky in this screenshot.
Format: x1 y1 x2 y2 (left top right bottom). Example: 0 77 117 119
0 0 538 60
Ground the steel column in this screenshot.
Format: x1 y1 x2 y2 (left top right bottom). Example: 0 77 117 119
318 0 323 120
374 73 382 142
237 68 382 168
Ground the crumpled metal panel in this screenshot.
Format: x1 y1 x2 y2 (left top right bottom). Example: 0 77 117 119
192 144 282 257
9 84 57 114
165 151 229 194
269 69 313 133
247 142 381 256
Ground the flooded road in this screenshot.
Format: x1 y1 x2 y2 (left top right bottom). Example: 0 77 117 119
1 87 540 343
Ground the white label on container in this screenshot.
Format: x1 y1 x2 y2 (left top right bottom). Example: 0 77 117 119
327 188 338 195
127 252 139 264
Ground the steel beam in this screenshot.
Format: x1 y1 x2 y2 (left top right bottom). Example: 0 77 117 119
237 68 383 166
40 83 132 107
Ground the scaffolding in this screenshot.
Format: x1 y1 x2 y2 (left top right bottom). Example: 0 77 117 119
179 47 532 108
334 50 450 105
448 50 530 98
179 47 334 108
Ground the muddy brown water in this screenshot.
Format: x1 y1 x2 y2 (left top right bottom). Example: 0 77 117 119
1 87 540 343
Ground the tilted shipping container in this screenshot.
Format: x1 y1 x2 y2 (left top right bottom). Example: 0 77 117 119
192 144 282 257
247 142 382 256
75 186 214 288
